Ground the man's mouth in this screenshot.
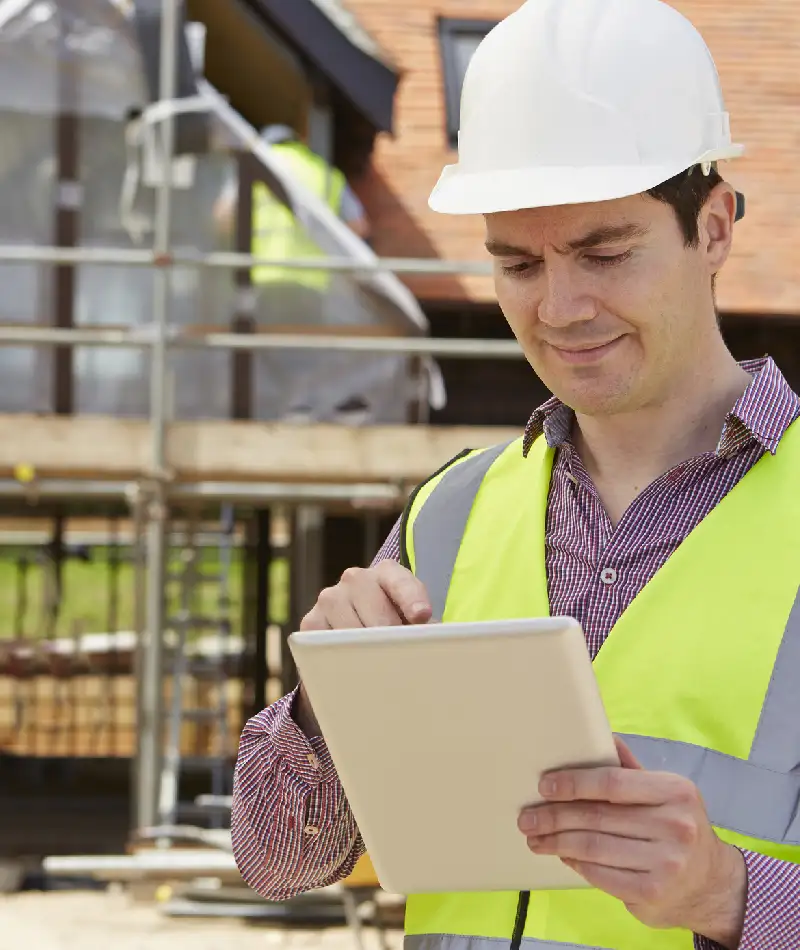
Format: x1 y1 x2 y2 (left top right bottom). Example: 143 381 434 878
547 338 624 364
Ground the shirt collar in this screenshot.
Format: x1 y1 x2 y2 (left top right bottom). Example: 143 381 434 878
521 357 800 459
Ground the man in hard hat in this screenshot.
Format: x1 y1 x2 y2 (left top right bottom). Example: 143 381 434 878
231 1 800 947
214 119 370 332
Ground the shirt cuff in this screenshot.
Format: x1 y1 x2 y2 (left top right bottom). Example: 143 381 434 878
736 848 800 950
694 847 800 950
266 686 338 785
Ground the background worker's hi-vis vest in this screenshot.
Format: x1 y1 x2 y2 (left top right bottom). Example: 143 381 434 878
400 425 800 950
251 141 345 291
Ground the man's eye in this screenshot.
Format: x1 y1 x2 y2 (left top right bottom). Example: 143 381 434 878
587 250 633 267
499 261 539 277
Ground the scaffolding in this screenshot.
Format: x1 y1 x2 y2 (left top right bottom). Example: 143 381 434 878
0 0 528 833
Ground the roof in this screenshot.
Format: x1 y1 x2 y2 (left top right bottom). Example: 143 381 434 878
348 0 800 315
243 0 399 132
308 0 392 66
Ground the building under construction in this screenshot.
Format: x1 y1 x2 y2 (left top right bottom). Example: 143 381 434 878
0 0 520 887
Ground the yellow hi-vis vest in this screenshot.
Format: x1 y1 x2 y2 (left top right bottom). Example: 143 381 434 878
400 425 800 950
251 141 345 292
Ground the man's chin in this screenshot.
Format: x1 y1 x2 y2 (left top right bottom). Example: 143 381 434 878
552 382 635 418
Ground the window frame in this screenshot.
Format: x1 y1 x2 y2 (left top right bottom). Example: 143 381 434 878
437 17 497 148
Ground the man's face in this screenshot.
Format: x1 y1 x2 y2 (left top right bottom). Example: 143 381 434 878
485 190 733 416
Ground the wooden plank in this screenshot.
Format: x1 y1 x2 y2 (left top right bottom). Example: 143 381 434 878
0 415 152 479
0 673 245 759
0 415 521 484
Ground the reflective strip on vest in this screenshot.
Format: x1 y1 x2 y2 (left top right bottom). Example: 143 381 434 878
406 935 607 950
413 443 512 621
620 729 800 844
410 446 800 847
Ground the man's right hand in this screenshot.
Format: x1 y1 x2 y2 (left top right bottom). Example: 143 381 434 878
293 561 433 737
301 560 433 632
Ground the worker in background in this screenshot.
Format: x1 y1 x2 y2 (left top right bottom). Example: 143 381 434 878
251 123 369 315
214 123 371 415
231 0 800 947
215 122 370 306
254 123 371 241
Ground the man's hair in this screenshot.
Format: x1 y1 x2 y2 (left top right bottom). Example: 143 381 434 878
647 165 724 248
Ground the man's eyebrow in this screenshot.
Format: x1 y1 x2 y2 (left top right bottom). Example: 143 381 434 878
484 224 649 258
484 240 531 257
568 224 649 251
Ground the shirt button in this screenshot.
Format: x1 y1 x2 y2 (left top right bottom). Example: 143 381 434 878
600 567 618 586
304 824 321 837
307 753 320 770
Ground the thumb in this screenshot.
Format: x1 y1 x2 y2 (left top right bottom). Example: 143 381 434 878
614 735 644 770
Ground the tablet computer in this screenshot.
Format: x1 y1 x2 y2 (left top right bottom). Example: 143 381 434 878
289 617 618 894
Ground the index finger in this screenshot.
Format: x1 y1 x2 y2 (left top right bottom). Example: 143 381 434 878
539 765 687 806
374 561 433 624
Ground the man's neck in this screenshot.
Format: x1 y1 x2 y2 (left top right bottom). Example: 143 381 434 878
571 350 752 525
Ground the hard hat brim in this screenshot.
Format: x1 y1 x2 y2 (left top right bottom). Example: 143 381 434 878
428 147 744 216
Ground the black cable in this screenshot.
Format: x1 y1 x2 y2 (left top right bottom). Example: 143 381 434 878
510 890 530 950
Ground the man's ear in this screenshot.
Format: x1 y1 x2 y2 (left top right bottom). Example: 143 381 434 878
702 182 736 275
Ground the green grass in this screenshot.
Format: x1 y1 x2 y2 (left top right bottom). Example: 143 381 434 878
0 546 289 640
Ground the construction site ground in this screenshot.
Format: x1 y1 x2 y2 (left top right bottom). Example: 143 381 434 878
2 888 404 950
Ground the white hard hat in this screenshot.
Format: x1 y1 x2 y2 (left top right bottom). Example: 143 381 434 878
429 0 744 216
261 124 297 145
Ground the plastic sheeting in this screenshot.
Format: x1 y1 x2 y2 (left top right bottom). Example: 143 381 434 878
0 0 146 119
0 0 440 423
0 109 54 412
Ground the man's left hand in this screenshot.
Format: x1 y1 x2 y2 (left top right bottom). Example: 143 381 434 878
518 737 747 949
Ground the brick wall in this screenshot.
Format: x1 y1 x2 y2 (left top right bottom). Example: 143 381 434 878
346 0 800 315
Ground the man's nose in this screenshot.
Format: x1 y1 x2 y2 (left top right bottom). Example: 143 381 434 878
538 260 597 328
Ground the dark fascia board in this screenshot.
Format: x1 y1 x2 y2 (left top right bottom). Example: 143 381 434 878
242 0 398 133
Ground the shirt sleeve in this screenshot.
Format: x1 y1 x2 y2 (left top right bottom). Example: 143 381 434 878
371 515 402 565
338 183 366 224
693 849 800 950
231 688 364 900
231 519 402 900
